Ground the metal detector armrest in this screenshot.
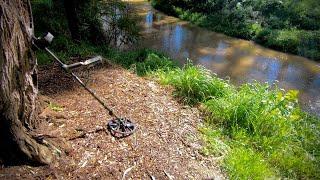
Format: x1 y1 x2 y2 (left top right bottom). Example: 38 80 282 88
63 56 102 70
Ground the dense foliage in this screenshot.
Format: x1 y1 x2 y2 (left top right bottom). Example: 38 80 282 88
31 0 143 66
32 0 139 46
152 0 320 60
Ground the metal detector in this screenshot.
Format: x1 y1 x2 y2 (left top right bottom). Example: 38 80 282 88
32 32 136 138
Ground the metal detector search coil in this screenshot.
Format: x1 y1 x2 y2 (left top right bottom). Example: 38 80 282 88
107 118 136 138
32 32 136 138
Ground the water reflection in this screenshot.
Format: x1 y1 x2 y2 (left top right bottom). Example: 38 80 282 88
285 64 306 89
135 1 320 116
311 75 320 88
173 25 184 53
265 58 281 84
145 11 153 27
212 41 228 63
248 56 282 84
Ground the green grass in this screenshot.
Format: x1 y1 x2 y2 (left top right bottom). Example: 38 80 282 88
224 147 276 179
135 53 176 76
153 62 233 105
150 60 320 179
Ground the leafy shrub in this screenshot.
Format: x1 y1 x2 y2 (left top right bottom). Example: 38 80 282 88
266 29 300 53
255 29 320 59
151 0 176 16
298 31 320 59
248 23 263 39
174 7 206 26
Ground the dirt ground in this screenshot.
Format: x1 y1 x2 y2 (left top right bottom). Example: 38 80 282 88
0 63 225 179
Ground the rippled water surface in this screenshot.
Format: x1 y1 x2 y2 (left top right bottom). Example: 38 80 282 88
131 1 320 116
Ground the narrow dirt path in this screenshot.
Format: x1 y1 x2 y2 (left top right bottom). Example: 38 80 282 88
0 64 225 179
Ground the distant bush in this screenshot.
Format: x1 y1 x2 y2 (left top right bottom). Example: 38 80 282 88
255 29 320 58
256 29 300 53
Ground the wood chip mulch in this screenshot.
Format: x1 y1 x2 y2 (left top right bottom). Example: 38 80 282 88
0 63 225 179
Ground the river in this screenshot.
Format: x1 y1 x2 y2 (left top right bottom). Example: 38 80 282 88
129 0 320 116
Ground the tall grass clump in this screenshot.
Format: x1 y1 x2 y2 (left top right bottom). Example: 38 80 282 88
205 83 320 178
154 62 233 105
134 53 176 76
224 147 276 179
151 61 320 179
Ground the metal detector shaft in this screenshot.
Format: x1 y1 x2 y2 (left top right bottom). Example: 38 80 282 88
44 47 119 119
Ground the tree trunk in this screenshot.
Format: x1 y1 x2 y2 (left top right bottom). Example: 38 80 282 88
0 0 53 165
63 0 81 41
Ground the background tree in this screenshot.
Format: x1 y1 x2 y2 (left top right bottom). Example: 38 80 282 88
63 0 80 41
0 0 53 165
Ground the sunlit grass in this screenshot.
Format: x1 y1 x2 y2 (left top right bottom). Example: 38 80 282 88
135 53 176 76
153 61 233 105
149 59 320 179
224 147 277 179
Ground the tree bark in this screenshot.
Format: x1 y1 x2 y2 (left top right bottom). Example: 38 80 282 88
0 0 53 165
63 0 81 41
